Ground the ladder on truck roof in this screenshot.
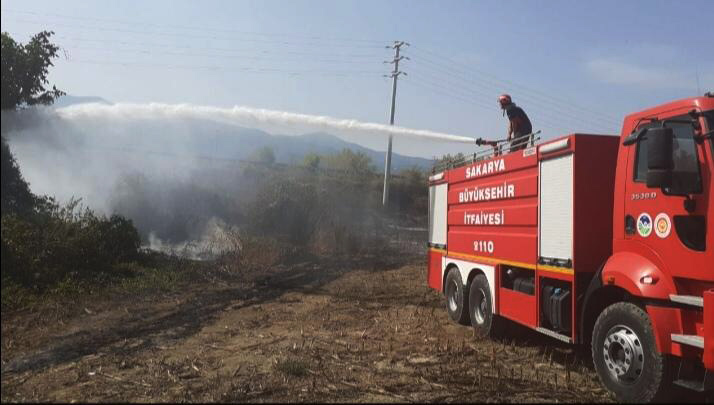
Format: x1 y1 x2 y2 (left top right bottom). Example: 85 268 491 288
431 130 542 174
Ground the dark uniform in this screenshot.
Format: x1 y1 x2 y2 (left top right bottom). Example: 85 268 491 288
505 103 532 152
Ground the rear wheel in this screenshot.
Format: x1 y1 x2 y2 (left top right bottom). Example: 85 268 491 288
468 274 503 338
444 268 470 325
591 302 673 403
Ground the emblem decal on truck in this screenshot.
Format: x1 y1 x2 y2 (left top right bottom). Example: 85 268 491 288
654 213 671 238
637 213 652 237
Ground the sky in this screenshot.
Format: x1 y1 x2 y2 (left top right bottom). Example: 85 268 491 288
2 0 713 159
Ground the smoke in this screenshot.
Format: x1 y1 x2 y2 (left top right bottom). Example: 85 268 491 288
2 102 465 254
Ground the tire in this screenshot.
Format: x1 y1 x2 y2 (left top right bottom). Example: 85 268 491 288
444 268 470 325
468 274 503 338
591 302 673 403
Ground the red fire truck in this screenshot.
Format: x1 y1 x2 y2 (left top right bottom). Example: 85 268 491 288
426 94 714 402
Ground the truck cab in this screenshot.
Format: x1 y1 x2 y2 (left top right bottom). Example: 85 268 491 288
591 94 714 399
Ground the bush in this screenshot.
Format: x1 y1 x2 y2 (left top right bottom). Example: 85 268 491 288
1 136 38 216
248 175 320 245
1 198 141 290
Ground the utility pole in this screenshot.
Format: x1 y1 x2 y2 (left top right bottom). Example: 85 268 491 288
382 40 409 207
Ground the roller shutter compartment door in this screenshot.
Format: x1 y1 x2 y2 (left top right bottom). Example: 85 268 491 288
429 183 448 246
539 154 573 262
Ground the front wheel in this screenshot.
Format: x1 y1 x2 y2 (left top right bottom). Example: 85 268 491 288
591 302 673 403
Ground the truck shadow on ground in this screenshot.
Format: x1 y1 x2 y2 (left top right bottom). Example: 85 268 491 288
491 319 707 403
1 253 415 376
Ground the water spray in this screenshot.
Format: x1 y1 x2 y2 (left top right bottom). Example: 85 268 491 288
55 102 477 145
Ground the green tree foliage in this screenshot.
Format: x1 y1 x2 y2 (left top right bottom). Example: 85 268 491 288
251 146 276 165
390 167 428 218
2 199 141 290
302 152 321 172
434 152 466 168
1 31 64 215
1 32 142 295
1 31 65 110
249 176 319 245
1 137 37 216
322 148 375 176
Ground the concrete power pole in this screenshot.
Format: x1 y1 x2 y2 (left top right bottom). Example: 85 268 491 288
382 41 409 207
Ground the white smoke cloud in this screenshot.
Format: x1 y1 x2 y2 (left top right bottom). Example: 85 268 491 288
2 102 477 254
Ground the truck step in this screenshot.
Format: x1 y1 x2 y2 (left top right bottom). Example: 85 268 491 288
673 378 711 392
670 294 704 307
671 334 704 349
535 327 572 344
673 373 714 393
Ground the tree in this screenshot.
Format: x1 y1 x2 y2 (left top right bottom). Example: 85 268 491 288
303 153 321 172
0 137 37 216
1 31 64 215
251 146 276 166
434 152 466 168
1 31 65 110
322 148 375 176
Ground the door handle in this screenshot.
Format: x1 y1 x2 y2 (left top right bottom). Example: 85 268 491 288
625 215 635 235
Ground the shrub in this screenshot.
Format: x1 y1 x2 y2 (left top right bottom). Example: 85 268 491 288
1 198 141 290
1 136 38 217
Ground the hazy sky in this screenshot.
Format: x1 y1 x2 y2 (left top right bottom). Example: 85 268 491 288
2 0 713 158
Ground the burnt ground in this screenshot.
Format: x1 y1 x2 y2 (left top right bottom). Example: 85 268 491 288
1 254 616 403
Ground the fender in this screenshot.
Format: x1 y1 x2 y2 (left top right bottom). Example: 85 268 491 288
600 251 676 300
579 252 678 345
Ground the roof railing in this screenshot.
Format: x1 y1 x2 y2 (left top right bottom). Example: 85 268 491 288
431 130 542 174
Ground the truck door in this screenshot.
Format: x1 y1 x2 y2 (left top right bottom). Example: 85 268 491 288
624 113 713 282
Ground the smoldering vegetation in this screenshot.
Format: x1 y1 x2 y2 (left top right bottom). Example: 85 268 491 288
1 106 428 261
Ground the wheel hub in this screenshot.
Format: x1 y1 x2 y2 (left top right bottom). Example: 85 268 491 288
603 325 644 384
447 280 459 312
473 288 486 325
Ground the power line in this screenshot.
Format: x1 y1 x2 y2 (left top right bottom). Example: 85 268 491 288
401 75 571 136
408 49 621 131
406 68 612 134
410 45 623 123
61 59 384 77
2 8 387 45
3 17 386 49
409 61 619 133
410 45 623 126
5 32 386 59
406 68 609 132
407 52 617 130
60 44 382 65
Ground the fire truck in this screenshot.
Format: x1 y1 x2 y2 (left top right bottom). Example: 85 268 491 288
426 94 714 402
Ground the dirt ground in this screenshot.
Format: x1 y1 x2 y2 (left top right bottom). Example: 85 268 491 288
1 254 616 403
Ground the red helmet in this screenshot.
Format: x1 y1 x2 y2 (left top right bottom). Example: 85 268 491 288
498 94 512 106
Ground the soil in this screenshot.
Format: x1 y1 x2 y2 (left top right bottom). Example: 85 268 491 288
1 254 616 403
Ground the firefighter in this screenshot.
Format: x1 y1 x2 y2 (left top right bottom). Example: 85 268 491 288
498 94 532 152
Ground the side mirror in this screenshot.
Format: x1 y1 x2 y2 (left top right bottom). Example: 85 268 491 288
646 127 674 189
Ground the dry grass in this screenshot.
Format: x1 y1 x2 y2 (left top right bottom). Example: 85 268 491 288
0 255 622 403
